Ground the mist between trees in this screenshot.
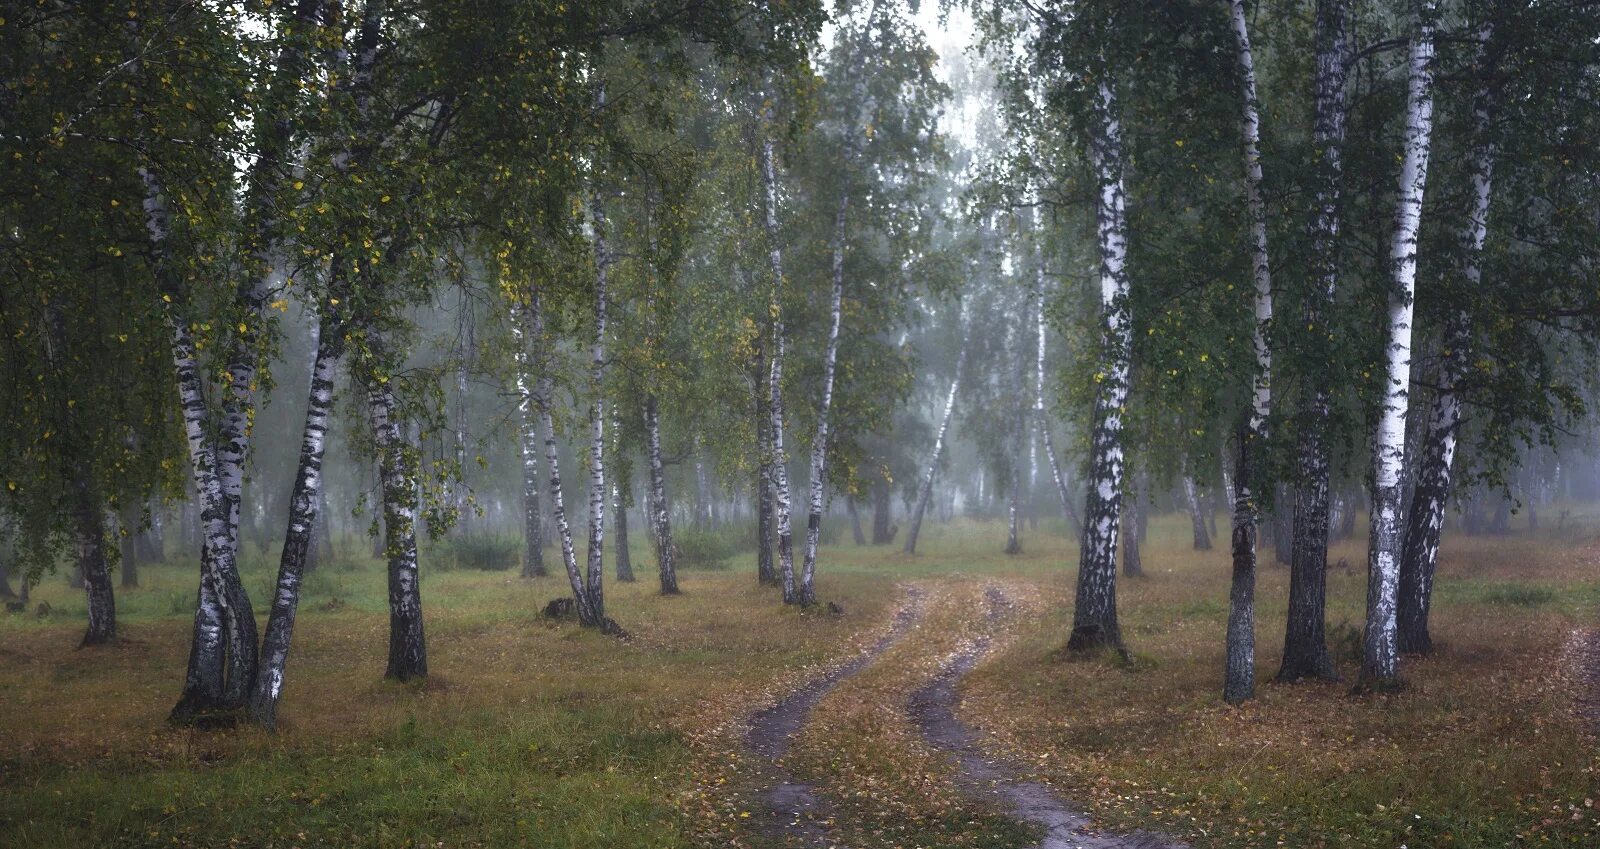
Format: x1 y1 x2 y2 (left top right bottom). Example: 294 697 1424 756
5 0 1600 731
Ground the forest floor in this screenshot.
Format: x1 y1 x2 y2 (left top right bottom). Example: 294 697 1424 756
2 514 1599 848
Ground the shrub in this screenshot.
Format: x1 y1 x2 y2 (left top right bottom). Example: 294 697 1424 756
434 534 518 572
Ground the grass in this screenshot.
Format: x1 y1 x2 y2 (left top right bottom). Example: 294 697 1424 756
2 513 1599 848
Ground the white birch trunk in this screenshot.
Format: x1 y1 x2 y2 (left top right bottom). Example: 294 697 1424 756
760 121 798 605
904 311 969 555
1363 0 1437 689
530 293 588 624
582 204 611 627
1399 13 1499 655
512 302 546 578
1068 77 1133 653
250 308 342 726
1224 0 1274 698
366 359 427 681
644 395 678 594
798 191 849 606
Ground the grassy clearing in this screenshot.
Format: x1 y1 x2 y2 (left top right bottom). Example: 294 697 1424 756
2 514 1598 848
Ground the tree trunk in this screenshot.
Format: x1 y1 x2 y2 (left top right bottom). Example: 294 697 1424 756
799 190 850 606
366 355 427 682
613 466 635 583
905 314 968 555
250 313 341 727
1031 242 1083 538
848 497 868 546
871 477 893 544
119 515 141 590
1068 77 1132 655
645 395 679 595
760 122 798 605
1120 491 1142 578
512 302 547 578
753 342 777 586
1280 0 1349 683
531 294 588 624
1184 475 1211 551
1223 0 1274 706
1399 9 1499 657
581 203 612 625
1361 0 1436 691
144 167 256 721
75 485 116 647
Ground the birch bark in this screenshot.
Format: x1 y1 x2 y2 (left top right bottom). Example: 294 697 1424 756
904 312 969 555
1280 0 1349 682
1225 0 1275 705
1068 77 1133 654
1363 0 1437 689
1399 10 1500 655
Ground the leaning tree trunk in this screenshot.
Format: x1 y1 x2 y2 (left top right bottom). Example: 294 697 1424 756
512 302 547 578
848 498 868 546
580 204 612 626
644 395 679 595
1280 0 1349 683
798 191 850 606
1032 236 1084 537
366 350 427 682
905 313 969 555
1068 77 1133 654
760 123 798 605
1224 0 1275 706
142 166 254 721
1183 474 1212 550
1362 0 1436 690
1399 9 1499 656
531 294 588 624
249 307 342 727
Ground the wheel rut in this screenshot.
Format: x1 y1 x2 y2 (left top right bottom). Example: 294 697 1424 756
909 586 1189 849
745 586 927 845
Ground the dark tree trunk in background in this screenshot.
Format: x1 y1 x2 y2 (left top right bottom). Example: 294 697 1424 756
613 469 635 583
871 477 894 545
753 343 777 586
120 524 141 589
1271 485 1292 565
1120 493 1143 578
849 498 868 545
0 560 14 599
645 395 679 595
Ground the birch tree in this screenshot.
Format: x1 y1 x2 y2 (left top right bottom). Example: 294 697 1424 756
1362 0 1438 690
904 307 969 555
1280 0 1350 683
1223 0 1274 705
1068 74 1134 653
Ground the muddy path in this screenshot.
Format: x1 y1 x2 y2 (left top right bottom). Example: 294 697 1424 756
744 586 927 845
909 587 1188 849
1567 627 1600 733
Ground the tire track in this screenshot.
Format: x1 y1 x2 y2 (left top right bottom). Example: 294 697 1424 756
745 586 927 845
909 586 1188 849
